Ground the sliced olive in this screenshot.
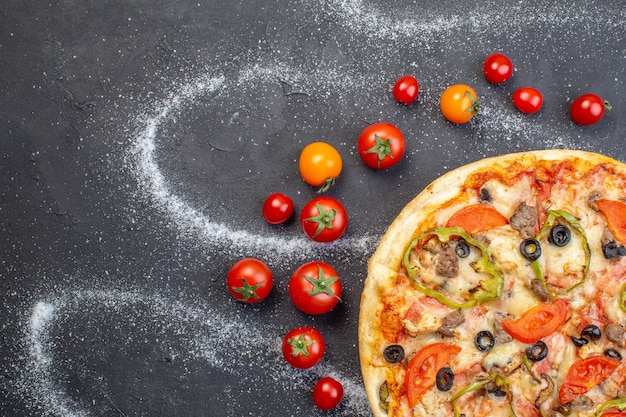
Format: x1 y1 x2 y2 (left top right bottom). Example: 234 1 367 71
455 239 471 258
603 242 620 259
480 188 492 203
581 325 601 341
474 330 496 352
571 336 589 347
549 225 571 247
520 238 542 261
526 341 548 361
605 348 622 361
383 344 405 363
436 367 455 391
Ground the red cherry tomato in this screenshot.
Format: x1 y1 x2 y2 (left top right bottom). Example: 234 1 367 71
392 75 419 104
512 87 543 114
313 377 344 410
281 326 325 369
483 53 514 84
289 261 342 315
226 258 273 303
262 193 294 224
570 93 611 125
300 196 348 243
357 122 406 170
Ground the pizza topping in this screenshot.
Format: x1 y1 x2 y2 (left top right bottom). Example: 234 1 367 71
605 348 623 361
603 241 626 259
571 335 590 347
510 202 539 239
445 203 509 234
435 367 455 391
451 373 512 417
378 381 390 413
454 238 471 258
526 341 549 362
438 308 465 337
605 323 625 344
530 278 550 302
597 199 626 244
500 298 570 344
581 324 602 341
479 187 492 203
550 224 572 247
382 344 405 363
559 355 621 404
520 238 542 261
404 342 461 407
403 227 504 309
475 330 496 352
493 311 513 344
595 397 626 417
531 209 591 293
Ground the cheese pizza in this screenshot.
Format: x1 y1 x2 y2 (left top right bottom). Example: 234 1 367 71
359 150 626 417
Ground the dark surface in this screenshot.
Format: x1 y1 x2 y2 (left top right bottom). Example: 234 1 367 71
1 1 625 416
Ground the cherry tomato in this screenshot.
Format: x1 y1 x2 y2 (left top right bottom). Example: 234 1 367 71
513 87 543 114
300 196 348 243
281 326 325 369
299 142 342 192
262 193 294 224
501 298 570 343
440 84 481 124
357 122 406 170
483 53 514 84
313 377 344 410
226 258 273 303
559 356 621 404
289 261 342 315
405 343 461 407
392 75 419 104
570 93 611 125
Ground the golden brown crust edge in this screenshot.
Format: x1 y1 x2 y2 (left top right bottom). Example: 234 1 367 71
358 149 625 417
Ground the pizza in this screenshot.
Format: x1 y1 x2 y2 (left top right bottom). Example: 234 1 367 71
359 150 626 417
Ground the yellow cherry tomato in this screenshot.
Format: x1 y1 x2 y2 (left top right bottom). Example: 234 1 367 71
440 84 481 124
299 142 342 192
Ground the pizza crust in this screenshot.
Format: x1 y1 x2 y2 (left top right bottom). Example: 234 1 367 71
359 149 626 417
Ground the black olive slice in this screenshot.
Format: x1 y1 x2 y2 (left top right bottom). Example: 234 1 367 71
480 188 492 203
436 367 455 391
603 242 620 259
526 341 548 361
605 348 623 361
520 238 542 261
571 336 589 347
581 325 602 341
549 225 571 247
383 344 405 363
474 330 496 352
455 239 471 258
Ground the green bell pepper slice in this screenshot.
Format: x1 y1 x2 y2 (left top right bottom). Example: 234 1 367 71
531 209 590 297
402 226 504 309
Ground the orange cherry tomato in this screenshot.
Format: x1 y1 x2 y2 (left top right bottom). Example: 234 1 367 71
440 84 481 124
405 343 461 407
559 356 621 404
596 199 626 244
298 142 342 192
445 203 509 234
501 298 570 344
